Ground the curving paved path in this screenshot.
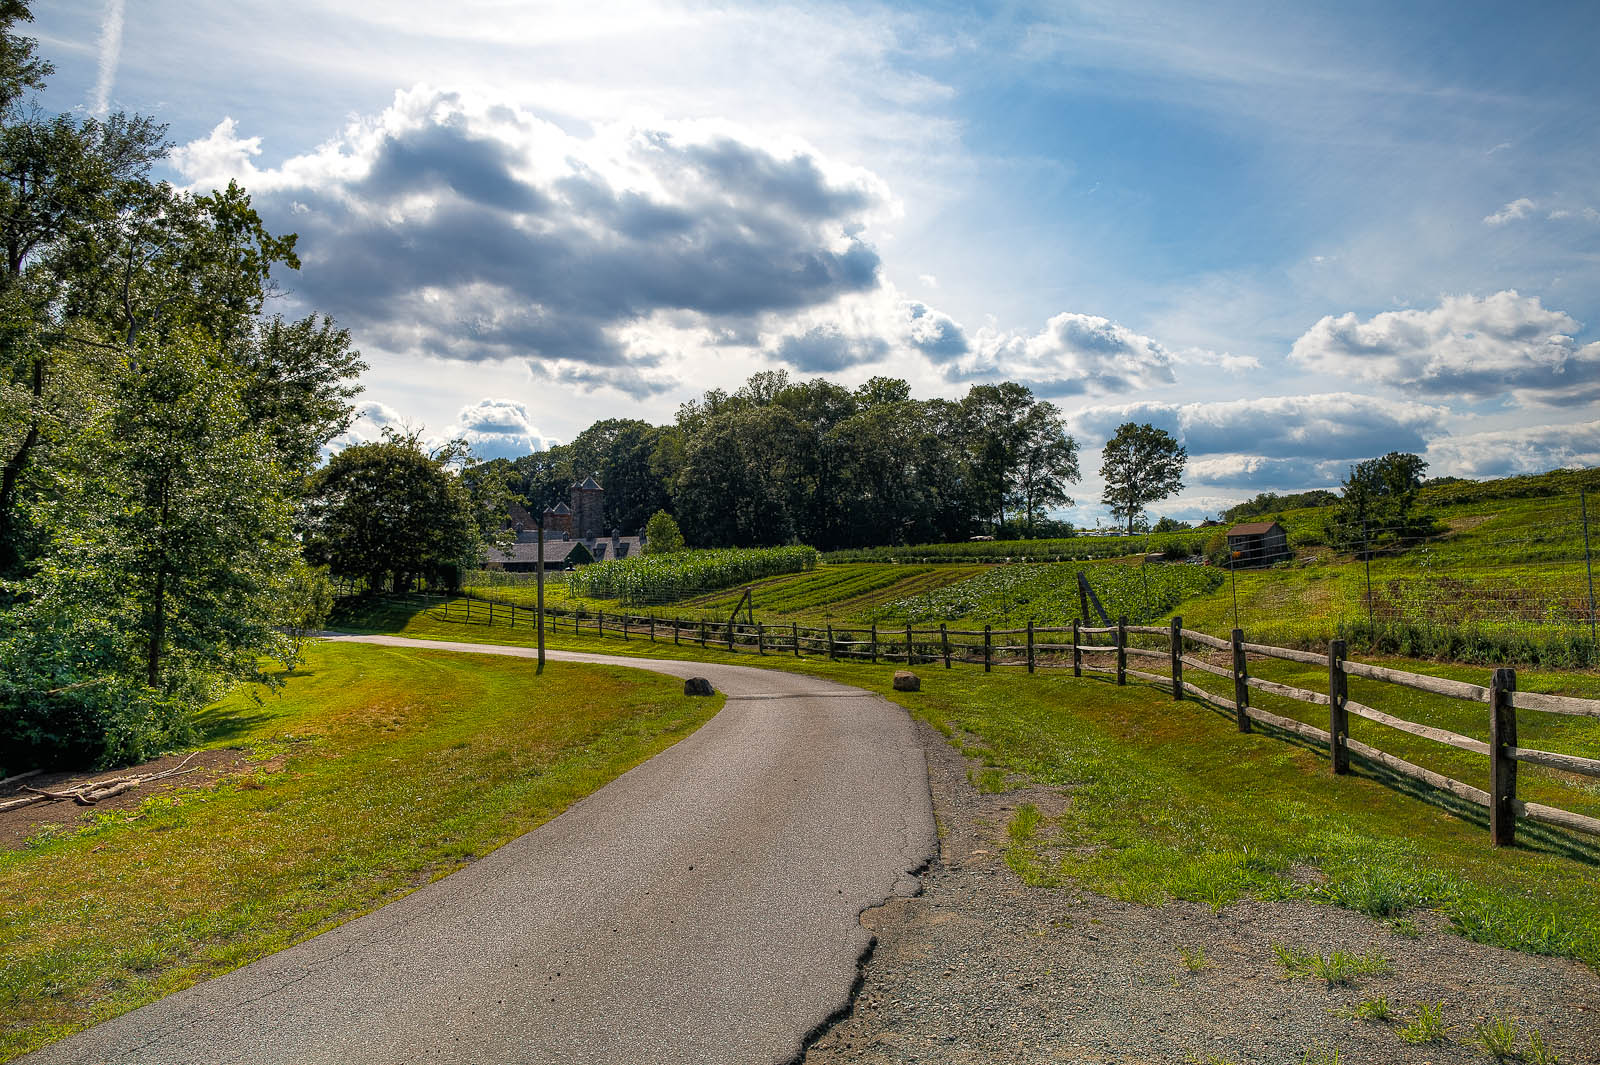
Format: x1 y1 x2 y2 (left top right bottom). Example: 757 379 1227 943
25 636 936 1065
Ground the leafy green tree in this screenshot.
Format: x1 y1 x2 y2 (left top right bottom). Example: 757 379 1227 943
1009 401 1079 538
567 418 668 533
1100 422 1187 535
674 405 813 546
643 509 685 554
958 381 1034 529
304 431 482 591
1333 451 1430 549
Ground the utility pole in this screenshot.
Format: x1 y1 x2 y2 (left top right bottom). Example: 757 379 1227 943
536 520 546 674
1583 489 1596 645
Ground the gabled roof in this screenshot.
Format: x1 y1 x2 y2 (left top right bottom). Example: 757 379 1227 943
487 539 596 565
1227 521 1283 536
573 475 603 491
544 501 572 514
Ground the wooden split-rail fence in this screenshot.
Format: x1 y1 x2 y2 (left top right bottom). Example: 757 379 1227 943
422 594 1600 848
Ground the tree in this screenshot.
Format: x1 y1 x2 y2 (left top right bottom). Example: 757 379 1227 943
303 431 482 592
1009 402 1079 538
643 509 685 554
1100 422 1186 535
1333 451 1430 550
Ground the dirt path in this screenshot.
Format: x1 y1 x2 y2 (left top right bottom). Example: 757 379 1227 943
804 718 1600 1065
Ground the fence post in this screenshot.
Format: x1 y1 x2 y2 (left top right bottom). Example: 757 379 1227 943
906 624 914 666
1170 616 1182 700
757 622 765 655
575 609 580 636
1231 627 1251 732
1027 621 1035 674
941 623 950 669
984 625 992 672
488 599 494 625
870 623 878 664
794 621 800 658
674 616 680 646
727 620 735 652
1490 667 1518 847
1072 619 1081 677
1116 615 1127 685
649 615 655 642
622 614 629 641
827 624 835 661
1328 638 1349 774
700 619 707 647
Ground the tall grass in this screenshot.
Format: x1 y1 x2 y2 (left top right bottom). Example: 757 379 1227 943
566 546 818 604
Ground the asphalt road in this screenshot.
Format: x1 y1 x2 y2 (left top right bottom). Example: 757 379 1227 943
25 636 937 1065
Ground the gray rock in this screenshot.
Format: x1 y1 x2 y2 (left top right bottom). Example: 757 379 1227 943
684 677 715 696
893 671 920 692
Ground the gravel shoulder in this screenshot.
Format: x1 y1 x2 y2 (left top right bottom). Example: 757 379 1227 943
804 717 1600 1065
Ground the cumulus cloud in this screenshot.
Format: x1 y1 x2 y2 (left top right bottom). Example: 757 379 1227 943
1287 291 1600 405
448 399 554 459
1425 421 1600 480
323 400 405 455
1066 393 1448 490
943 312 1177 397
174 89 891 397
1483 197 1535 225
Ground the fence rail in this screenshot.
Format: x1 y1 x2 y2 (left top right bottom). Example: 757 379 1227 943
388 591 1600 848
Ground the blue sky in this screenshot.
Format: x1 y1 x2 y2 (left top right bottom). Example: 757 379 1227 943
30 1 1600 525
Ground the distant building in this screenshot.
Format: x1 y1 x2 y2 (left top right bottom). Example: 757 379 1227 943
1225 521 1291 566
486 475 646 570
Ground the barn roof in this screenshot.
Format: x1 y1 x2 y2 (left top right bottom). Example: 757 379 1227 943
1227 521 1284 536
487 539 595 565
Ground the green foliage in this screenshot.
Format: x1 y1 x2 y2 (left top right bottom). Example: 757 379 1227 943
566 546 818 604
1398 1001 1448 1044
1419 466 1600 507
303 431 482 592
1178 946 1208 972
1100 422 1186 535
825 529 1210 563
1271 944 1390 985
1473 1012 1520 1059
871 560 1224 625
1222 490 1338 524
1527 1027 1560 1064
1333 996 1391 1022
643 509 685 554
1331 452 1433 548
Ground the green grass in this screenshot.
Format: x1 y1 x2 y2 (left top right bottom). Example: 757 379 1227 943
0 642 721 1062
331 596 1600 971
1398 1001 1449 1044
1272 944 1391 984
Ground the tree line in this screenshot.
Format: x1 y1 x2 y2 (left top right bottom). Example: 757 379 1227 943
478 372 1186 550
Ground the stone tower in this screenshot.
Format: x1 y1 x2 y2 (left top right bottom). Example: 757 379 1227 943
570 475 605 540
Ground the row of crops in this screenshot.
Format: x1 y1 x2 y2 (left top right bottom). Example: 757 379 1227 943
565 546 819 604
866 560 1226 626
822 530 1210 564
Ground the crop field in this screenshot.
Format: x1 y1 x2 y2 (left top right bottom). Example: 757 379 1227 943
868 559 1225 626
822 529 1208 564
681 563 989 620
562 546 817 604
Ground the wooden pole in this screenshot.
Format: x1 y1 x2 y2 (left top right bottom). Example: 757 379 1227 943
984 625 992 672
1328 638 1349 774
1169 616 1182 700
941 623 950 669
906 623 914 666
757 622 765 655
1072 618 1081 677
700 619 707 647
536 526 545 674
1116 615 1127 685
1026 621 1035 674
674 615 680 645
1231 628 1250 732
1582 489 1596 645
726 618 734 652
793 621 800 658
1490 667 1518 847
827 624 835 661
649 615 655 642
870 622 878 664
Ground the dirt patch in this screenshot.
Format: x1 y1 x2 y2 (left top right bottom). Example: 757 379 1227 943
0 749 266 849
803 718 1600 1065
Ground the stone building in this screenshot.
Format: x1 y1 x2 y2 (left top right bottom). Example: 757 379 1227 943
487 475 645 571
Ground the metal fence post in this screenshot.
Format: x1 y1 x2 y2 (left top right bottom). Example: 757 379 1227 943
1328 638 1349 774
1231 627 1251 732
1170 615 1182 700
1490 667 1518 847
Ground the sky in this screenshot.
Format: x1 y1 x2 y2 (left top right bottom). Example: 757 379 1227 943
29 0 1600 527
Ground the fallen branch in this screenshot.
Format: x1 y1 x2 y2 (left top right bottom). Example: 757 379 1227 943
9 751 206 808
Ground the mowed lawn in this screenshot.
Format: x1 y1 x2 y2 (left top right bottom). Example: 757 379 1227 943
335 597 1600 970
0 642 721 1062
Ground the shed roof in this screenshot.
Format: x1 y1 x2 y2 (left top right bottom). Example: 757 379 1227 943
1227 521 1284 536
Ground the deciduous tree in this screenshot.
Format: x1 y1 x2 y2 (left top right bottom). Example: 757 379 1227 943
1100 422 1186 535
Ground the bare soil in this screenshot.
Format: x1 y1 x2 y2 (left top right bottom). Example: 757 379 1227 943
803 719 1600 1065
0 749 262 849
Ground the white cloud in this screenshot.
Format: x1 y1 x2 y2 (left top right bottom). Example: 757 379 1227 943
323 399 405 455
1425 421 1600 479
945 312 1177 397
448 398 554 459
1287 291 1600 405
1483 197 1535 225
91 0 124 117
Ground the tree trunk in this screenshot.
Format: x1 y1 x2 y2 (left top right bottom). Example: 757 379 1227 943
0 357 44 573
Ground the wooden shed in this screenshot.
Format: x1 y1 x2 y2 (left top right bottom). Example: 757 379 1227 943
1225 521 1291 567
